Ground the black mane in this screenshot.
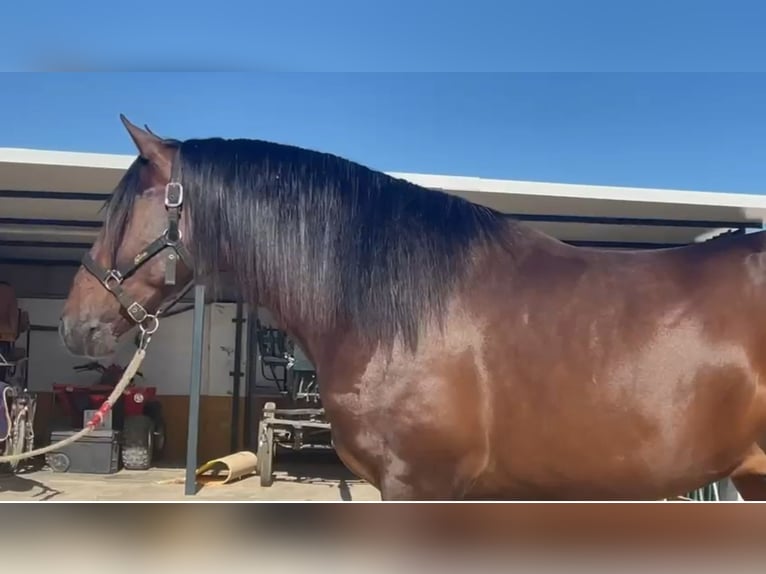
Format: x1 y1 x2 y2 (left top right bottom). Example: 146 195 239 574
106 138 512 349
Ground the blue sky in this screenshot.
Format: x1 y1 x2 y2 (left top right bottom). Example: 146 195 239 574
0 2 765 194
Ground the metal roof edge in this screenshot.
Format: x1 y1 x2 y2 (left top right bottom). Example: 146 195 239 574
0 147 134 169
388 172 766 209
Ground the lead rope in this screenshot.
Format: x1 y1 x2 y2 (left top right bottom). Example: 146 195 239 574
0 335 152 465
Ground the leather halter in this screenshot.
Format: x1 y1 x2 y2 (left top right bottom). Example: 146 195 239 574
81 181 195 338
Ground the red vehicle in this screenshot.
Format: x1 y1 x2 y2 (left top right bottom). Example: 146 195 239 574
51 361 165 470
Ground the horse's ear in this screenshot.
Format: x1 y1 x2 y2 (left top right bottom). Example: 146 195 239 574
119 114 173 178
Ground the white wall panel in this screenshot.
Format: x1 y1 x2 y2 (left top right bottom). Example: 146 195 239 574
17 298 248 398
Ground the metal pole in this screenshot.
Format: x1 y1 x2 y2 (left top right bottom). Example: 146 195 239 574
24 321 30 388
229 300 244 453
242 308 256 451
184 283 206 496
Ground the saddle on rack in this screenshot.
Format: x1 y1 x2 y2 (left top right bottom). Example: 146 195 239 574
0 381 12 443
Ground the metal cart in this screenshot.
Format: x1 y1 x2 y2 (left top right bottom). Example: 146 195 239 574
253 321 332 486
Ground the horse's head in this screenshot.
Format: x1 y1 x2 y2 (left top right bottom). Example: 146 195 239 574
59 115 194 358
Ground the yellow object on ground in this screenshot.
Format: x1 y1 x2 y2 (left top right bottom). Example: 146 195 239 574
194 451 259 486
156 451 258 487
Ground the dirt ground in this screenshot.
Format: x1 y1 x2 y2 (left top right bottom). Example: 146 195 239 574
0 452 381 501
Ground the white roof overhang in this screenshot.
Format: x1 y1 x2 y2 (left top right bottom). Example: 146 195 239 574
1 147 764 265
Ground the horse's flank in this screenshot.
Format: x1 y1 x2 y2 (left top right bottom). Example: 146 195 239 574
486 230 766 489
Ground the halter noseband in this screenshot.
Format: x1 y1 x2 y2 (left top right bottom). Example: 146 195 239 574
81 181 195 340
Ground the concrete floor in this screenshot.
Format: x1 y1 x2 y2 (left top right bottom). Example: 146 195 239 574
0 452 381 501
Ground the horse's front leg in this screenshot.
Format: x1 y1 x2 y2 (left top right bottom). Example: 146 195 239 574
728 443 766 500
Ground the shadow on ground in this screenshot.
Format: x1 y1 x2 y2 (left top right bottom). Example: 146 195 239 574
272 449 363 501
0 447 377 501
0 459 62 500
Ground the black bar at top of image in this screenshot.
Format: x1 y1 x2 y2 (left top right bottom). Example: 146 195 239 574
0 189 112 201
0 217 102 228
503 212 762 229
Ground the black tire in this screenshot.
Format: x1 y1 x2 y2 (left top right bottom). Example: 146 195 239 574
121 415 154 470
46 452 70 473
143 401 166 457
153 418 166 456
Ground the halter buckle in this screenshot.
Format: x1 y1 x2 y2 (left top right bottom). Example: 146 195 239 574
126 302 148 323
165 182 183 208
104 270 123 291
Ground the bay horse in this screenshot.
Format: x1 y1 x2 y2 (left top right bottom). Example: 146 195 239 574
59 115 766 500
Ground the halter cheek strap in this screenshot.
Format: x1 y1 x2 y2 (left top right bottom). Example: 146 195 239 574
81 181 195 339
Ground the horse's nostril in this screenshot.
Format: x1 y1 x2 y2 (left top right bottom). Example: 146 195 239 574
86 324 101 340
59 317 100 343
